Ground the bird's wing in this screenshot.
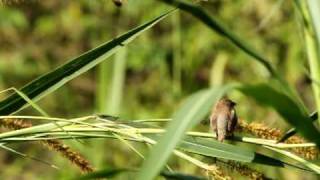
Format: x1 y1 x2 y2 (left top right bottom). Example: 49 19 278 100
210 112 217 132
228 109 238 132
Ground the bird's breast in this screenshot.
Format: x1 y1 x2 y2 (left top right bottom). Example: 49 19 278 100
217 114 228 132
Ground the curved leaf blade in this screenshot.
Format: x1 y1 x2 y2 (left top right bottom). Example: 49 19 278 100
137 85 234 180
238 84 320 147
278 111 317 142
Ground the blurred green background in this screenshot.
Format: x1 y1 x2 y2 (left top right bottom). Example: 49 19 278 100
0 0 317 179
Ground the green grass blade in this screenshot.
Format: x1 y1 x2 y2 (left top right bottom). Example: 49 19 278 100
137 85 234 180
238 84 320 147
171 11 182 94
96 61 111 113
210 53 228 87
107 47 127 115
305 0 320 125
179 137 284 167
179 137 313 172
180 139 252 162
0 9 175 115
307 0 320 40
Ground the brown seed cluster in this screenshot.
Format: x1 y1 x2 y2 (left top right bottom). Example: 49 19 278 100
207 161 265 180
1 118 32 130
286 136 319 160
224 160 265 180
205 165 232 180
238 120 319 159
0 118 93 172
43 139 93 172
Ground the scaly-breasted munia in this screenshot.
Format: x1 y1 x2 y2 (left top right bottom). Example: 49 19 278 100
210 98 238 142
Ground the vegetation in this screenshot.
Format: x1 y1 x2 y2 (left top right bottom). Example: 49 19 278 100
0 0 319 179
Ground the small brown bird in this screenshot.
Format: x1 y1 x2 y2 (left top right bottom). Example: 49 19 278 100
210 98 238 142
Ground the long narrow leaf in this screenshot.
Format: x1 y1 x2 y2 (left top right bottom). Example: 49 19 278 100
0 9 175 115
180 137 284 167
305 0 320 125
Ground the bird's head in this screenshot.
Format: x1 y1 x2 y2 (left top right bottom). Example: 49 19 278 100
220 98 236 108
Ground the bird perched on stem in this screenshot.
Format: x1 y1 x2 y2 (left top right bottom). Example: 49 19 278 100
210 98 238 142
